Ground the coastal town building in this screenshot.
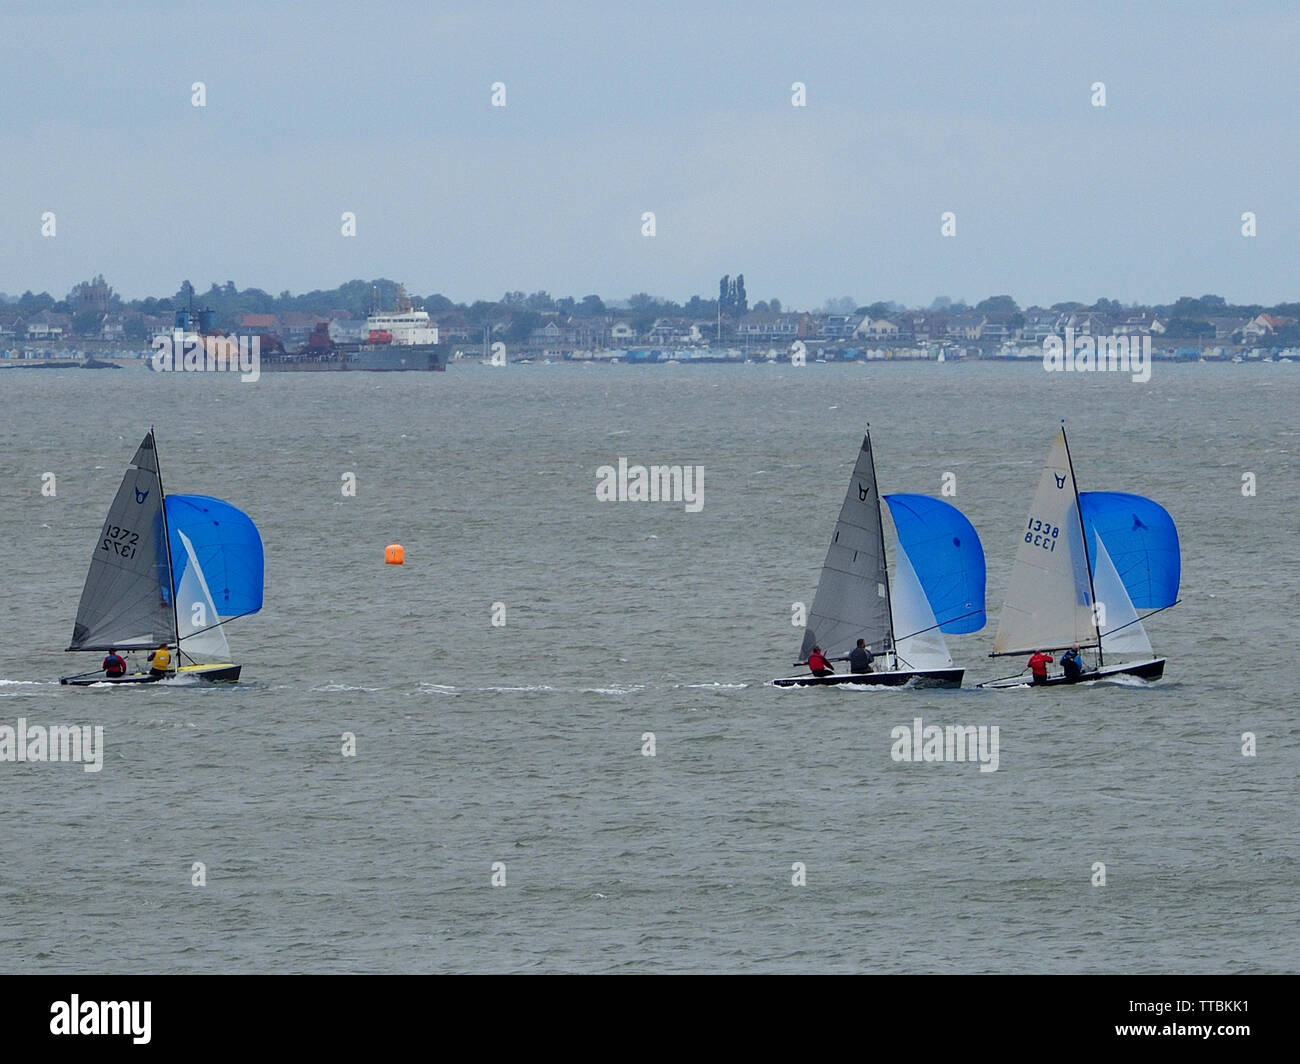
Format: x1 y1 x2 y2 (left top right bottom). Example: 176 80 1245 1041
947 313 985 340
239 313 279 335
1242 313 1293 339
25 310 70 340
1206 317 1249 342
736 311 814 339
902 313 948 343
433 312 476 341
861 317 900 340
819 314 864 339
1115 311 1166 335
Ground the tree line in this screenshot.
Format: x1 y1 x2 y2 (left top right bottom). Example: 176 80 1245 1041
2 279 1297 341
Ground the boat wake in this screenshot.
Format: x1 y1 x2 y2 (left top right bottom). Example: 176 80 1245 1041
1098 672 1155 688
313 683 383 693
479 685 555 693
775 678 916 692
413 681 750 697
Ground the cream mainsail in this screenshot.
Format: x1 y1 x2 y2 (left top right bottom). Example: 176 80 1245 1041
991 428 1099 655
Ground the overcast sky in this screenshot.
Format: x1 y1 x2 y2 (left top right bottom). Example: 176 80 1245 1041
1 0 1296 309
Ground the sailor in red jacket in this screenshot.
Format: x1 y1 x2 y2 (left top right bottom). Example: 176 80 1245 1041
101 649 127 678
807 645 834 677
1027 650 1054 685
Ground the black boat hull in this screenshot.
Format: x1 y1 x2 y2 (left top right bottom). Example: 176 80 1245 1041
60 663 242 686
978 658 1165 689
773 668 964 689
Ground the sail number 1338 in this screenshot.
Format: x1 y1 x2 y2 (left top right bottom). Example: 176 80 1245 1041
1025 517 1059 551
101 524 140 559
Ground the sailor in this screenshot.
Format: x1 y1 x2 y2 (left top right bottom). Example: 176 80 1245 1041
147 643 173 678
102 648 127 678
848 638 875 674
807 645 834 677
1060 644 1084 680
1027 649 1054 685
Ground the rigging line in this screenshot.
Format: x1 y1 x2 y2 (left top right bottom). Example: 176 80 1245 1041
892 607 983 643
1092 599 1179 639
864 427 896 648
178 613 251 640
1061 421 1103 666
152 428 181 651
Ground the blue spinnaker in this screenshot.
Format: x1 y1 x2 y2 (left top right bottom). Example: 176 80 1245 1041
883 493 986 633
165 494 264 619
1079 491 1179 610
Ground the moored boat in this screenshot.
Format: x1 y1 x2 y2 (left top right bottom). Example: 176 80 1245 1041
253 285 450 371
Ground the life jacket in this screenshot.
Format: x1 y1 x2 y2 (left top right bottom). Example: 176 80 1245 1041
1028 652 1052 676
103 654 126 676
151 647 172 670
808 651 830 671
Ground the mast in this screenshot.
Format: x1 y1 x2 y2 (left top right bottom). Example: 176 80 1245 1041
866 426 896 667
1061 421 1103 666
152 427 182 664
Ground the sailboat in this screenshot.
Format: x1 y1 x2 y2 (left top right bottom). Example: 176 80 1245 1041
773 431 986 689
59 430 264 685
979 424 1179 689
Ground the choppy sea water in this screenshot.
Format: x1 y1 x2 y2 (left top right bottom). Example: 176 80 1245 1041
0 359 1296 973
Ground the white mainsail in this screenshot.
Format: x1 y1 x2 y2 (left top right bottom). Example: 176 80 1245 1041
992 428 1098 654
1091 536 1153 659
174 530 232 662
891 544 953 670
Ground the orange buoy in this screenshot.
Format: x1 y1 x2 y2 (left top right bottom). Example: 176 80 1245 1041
385 544 405 565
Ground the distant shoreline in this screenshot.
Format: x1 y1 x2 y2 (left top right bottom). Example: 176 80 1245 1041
2 350 1294 371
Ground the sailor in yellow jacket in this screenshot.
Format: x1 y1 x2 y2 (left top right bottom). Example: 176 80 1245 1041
147 643 173 678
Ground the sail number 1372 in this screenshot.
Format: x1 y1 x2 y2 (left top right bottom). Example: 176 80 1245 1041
102 524 139 559
1025 517 1059 551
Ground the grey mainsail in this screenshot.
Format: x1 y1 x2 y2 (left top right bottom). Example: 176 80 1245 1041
799 433 893 660
68 432 177 651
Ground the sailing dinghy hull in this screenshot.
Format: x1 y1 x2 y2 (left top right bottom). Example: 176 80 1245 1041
60 671 161 686
978 658 1164 689
60 663 242 686
773 668 964 689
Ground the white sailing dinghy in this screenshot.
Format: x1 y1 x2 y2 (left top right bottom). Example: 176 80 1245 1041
979 424 1180 689
60 430 264 685
773 431 987 689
